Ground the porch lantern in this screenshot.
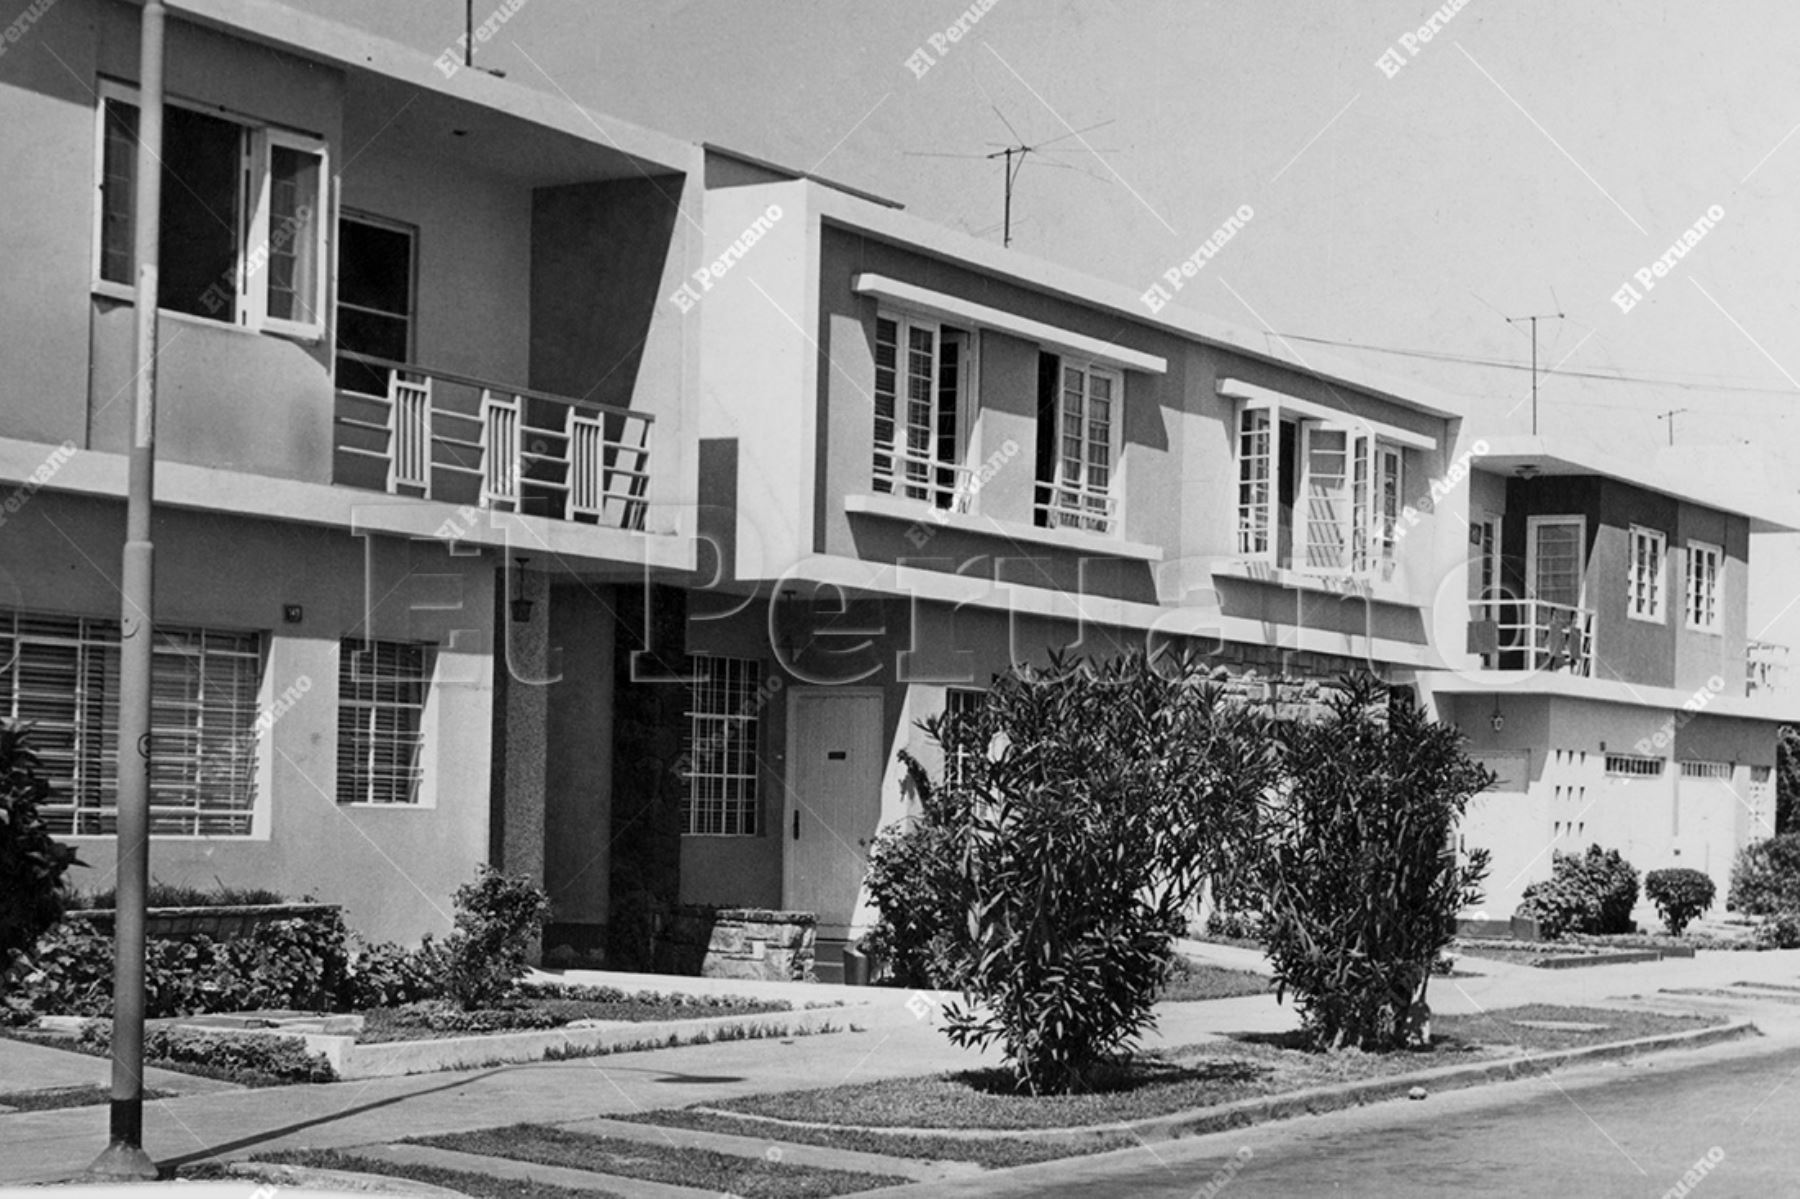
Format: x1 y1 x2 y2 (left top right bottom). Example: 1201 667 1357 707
1489 696 1505 733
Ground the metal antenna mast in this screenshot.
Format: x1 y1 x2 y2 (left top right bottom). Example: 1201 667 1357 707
1505 311 1565 434
1657 408 1690 446
904 106 1118 248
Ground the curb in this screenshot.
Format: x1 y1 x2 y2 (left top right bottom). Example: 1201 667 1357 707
689 1018 1756 1149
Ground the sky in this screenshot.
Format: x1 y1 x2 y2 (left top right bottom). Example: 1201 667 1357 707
292 0 1800 640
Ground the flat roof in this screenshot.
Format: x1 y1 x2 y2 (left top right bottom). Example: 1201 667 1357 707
1474 436 1800 534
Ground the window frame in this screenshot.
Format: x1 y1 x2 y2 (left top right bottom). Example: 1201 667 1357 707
92 79 330 341
335 638 435 808
871 309 980 513
0 609 268 839
1037 355 1123 536
1235 399 1404 577
1627 524 1667 624
334 209 419 393
681 655 763 837
1685 539 1722 634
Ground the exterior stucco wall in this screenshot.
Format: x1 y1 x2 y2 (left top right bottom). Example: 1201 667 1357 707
6 490 495 944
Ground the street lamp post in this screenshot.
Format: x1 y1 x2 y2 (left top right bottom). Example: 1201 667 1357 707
87 0 163 1181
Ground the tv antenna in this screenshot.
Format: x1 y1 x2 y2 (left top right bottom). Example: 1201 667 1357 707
462 0 507 76
905 103 1118 248
1504 310 1565 435
1656 408 1689 446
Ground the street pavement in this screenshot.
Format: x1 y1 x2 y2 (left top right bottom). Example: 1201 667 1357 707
887 1033 1800 1197
3 945 1800 1190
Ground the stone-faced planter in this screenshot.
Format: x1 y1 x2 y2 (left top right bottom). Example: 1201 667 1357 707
653 906 817 982
64 903 341 941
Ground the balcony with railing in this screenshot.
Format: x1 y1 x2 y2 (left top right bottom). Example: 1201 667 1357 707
1467 598 1595 677
1748 639 1790 696
332 353 652 531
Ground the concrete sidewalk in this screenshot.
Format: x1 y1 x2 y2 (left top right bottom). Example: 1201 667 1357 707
6 948 1799 1185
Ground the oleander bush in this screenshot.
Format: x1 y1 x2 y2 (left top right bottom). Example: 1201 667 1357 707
1516 845 1640 939
1644 868 1716 937
879 650 1277 1095
1257 675 1492 1052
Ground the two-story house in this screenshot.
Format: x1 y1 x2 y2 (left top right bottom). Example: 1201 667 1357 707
661 158 1485 975
0 0 705 944
1421 438 1800 916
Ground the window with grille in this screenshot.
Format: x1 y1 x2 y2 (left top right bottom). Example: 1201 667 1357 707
871 314 976 511
943 687 984 785
1035 356 1120 535
1685 541 1721 633
1679 760 1732 780
1627 526 1666 623
1751 765 1773 784
0 610 262 836
336 639 431 805
682 656 761 836
1604 753 1664 777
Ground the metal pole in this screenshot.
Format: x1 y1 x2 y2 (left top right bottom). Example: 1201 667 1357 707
88 0 162 1182
465 0 474 67
1530 316 1537 436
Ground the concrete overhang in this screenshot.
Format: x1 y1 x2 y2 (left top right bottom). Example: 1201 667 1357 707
1472 436 1800 535
158 0 698 181
1417 669 1800 723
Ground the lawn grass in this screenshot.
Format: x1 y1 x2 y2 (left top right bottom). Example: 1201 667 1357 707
409 1124 909 1198
1156 958 1269 1002
681 1005 1723 1133
0 1084 170 1112
182 1150 624 1198
613 1107 1140 1168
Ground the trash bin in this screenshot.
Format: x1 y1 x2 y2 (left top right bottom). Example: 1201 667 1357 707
842 946 869 987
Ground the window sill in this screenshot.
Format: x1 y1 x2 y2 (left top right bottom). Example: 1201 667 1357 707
1627 611 1666 625
1210 558 1412 605
339 802 434 812
90 286 324 346
846 493 1163 562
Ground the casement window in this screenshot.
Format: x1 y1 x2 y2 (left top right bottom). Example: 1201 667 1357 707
1627 525 1667 623
682 656 761 836
336 639 431 805
0 610 262 836
872 314 976 512
1686 541 1722 633
1035 355 1120 534
1234 404 1403 575
335 214 417 396
95 82 328 338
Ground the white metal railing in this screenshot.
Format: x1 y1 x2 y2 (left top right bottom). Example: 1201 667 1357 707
1034 483 1118 537
1469 597 1594 676
1748 639 1790 696
334 352 652 532
872 446 979 515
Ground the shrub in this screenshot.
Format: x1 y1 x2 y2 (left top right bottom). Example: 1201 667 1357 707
1728 833 1800 916
77 1020 335 1084
443 865 551 1010
896 650 1276 1095
1516 845 1639 939
380 1000 563 1034
1257 674 1492 1052
1202 908 1264 943
341 935 448 1009
1756 911 1800 950
0 723 84 975
1644 868 1716 936
862 792 973 990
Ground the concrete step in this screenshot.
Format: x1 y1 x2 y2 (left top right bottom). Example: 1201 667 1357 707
813 937 848 985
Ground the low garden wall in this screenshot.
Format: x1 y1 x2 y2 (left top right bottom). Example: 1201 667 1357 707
653 907 816 982
64 903 342 941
